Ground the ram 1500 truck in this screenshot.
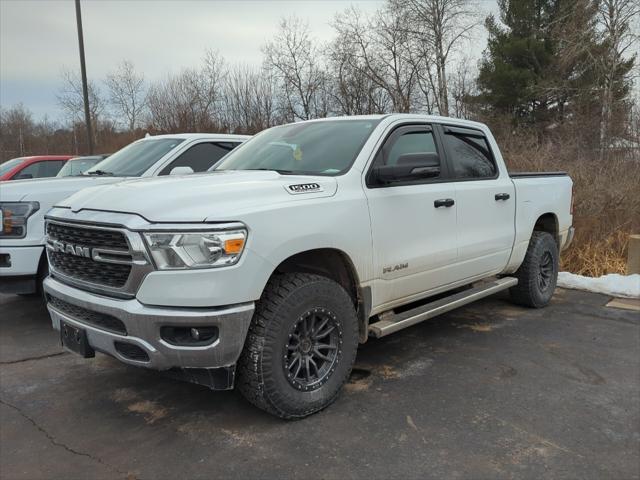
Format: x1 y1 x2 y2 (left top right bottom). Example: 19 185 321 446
43 115 574 418
0 133 249 295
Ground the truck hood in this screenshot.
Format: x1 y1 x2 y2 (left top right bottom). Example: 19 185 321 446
57 171 338 223
0 176 124 203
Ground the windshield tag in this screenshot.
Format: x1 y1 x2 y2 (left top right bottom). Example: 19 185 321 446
287 183 322 195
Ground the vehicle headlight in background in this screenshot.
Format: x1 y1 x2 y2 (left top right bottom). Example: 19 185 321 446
0 202 40 238
143 229 247 269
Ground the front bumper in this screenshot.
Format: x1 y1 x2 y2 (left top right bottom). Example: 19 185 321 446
44 276 254 373
0 245 45 294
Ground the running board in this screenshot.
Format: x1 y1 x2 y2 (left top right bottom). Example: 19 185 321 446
368 277 518 338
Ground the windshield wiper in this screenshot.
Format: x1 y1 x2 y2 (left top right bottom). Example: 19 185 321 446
244 168 299 175
84 169 114 176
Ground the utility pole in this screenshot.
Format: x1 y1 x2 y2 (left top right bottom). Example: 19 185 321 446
75 0 93 154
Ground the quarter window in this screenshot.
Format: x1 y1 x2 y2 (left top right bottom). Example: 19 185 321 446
442 130 496 179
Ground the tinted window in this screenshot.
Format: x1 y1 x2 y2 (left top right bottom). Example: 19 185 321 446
160 142 238 175
14 161 63 179
40 160 65 177
86 138 184 177
0 157 27 175
386 131 437 166
216 120 380 176
443 131 496 179
14 162 40 179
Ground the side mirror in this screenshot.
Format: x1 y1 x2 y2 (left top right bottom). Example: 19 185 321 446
169 166 194 176
15 173 33 180
372 153 441 184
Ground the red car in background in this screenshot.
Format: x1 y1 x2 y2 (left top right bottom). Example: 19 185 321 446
0 155 74 181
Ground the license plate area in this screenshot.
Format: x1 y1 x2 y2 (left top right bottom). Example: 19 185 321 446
60 320 95 358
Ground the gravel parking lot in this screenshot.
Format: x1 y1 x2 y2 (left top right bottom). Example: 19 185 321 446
1 288 638 480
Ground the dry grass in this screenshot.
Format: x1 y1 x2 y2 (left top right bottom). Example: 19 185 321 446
494 124 640 277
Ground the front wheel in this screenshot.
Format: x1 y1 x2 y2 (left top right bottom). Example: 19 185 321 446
237 273 359 419
510 231 559 308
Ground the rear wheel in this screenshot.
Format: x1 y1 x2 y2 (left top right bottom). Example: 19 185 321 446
510 231 559 308
237 273 359 419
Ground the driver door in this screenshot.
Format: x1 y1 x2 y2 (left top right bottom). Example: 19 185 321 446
364 124 458 309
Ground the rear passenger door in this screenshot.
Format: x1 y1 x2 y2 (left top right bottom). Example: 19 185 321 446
439 125 515 279
158 142 240 175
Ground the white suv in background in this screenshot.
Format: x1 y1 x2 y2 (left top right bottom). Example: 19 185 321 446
0 133 250 296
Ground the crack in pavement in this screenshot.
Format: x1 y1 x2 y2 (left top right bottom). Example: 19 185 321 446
0 351 68 365
0 398 139 480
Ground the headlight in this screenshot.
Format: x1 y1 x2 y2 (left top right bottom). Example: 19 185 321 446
0 202 40 239
143 229 247 270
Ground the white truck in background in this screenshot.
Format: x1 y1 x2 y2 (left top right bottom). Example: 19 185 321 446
42 114 574 418
0 133 249 295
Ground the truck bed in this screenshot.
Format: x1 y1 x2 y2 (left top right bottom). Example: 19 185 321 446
510 172 568 178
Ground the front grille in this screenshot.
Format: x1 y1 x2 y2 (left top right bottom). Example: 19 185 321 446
47 222 132 288
47 294 127 335
47 222 129 250
49 251 131 288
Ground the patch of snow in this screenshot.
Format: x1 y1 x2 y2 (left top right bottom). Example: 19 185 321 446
557 272 640 299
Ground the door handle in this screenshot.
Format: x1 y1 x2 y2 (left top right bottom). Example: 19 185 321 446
434 198 455 208
495 193 510 201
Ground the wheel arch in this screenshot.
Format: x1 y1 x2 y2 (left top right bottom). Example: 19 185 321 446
270 248 371 343
533 212 559 246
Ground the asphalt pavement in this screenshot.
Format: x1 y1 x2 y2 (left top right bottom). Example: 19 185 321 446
1 288 638 480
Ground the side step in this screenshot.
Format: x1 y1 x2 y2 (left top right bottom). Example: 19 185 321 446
368 277 518 338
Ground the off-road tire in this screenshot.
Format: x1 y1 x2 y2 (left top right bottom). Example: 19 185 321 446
510 231 559 308
237 273 359 419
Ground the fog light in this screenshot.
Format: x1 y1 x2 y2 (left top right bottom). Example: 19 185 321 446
0 253 10 268
161 326 218 346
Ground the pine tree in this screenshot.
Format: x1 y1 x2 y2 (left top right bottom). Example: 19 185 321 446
475 0 611 127
476 0 558 122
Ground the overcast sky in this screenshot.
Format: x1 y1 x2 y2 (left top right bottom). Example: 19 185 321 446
1 0 497 121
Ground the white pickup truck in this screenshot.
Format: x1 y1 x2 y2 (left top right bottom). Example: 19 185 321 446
42 115 574 418
0 133 249 295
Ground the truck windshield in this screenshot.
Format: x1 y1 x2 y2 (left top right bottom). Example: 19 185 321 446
0 157 27 175
215 119 380 176
57 156 103 176
85 138 184 177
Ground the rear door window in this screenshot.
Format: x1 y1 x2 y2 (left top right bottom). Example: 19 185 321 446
442 128 496 179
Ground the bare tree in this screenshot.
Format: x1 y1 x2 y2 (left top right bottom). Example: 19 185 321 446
263 16 328 121
146 51 227 132
0 104 34 157
595 0 640 150
332 6 418 113
327 27 390 115
393 0 479 116
223 65 282 133
448 57 477 118
104 60 147 131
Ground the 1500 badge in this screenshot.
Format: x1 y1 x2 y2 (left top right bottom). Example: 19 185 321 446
287 183 322 194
